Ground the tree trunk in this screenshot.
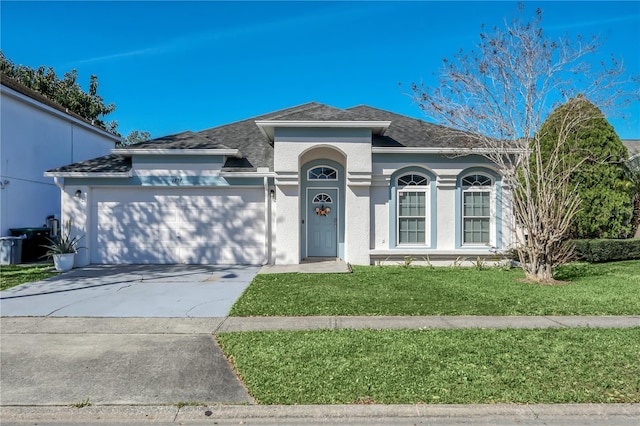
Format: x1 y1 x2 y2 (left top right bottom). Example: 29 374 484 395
520 244 561 283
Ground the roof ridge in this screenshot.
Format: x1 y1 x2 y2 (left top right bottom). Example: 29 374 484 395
263 102 335 120
192 102 326 134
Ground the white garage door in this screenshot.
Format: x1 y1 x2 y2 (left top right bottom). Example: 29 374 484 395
91 187 266 264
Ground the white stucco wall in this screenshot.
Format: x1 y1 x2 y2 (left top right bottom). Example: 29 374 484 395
273 127 373 265
0 85 118 236
273 183 300 264
371 156 514 257
60 185 90 266
344 186 370 264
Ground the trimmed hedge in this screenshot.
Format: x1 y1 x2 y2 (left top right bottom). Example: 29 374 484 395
573 238 640 263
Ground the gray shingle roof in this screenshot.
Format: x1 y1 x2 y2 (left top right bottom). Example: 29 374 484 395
48 102 472 174
47 154 131 174
346 105 477 148
128 131 233 150
267 102 372 121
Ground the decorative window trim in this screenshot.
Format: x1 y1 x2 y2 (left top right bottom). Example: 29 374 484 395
462 174 492 187
398 173 429 187
396 173 430 246
308 166 338 181
461 173 493 246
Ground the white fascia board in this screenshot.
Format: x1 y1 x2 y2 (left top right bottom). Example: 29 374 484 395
111 148 242 157
44 170 133 178
255 120 392 141
1 85 122 142
372 147 526 154
219 172 276 178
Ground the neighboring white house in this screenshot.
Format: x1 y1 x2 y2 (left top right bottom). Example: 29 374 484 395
623 139 640 161
46 102 516 266
0 77 120 235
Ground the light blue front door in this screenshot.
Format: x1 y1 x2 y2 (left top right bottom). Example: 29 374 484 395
307 188 338 257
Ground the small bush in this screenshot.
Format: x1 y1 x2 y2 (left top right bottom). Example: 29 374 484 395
573 238 640 263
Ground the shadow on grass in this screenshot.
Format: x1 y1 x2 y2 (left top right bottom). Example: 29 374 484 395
553 262 605 281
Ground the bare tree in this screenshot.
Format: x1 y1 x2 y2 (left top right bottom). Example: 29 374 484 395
409 5 638 283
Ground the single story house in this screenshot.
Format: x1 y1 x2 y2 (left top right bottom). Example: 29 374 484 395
45 102 515 266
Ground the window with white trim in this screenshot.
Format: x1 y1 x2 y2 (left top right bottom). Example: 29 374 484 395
308 166 337 180
461 174 492 245
397 173 429 245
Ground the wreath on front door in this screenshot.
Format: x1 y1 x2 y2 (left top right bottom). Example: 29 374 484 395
315 205 331 216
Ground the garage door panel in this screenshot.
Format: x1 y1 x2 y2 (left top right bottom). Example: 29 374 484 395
179 209 222 223
92 188 266 264
95 242 180 264
180 246 218 264
179 224 221 243
127 228 180 245
107 204 178 225
218 245 264 264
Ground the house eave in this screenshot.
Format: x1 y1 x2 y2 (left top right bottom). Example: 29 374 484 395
372 147 526 154
44 171 133 178
219 171 276 178
111 148 242 157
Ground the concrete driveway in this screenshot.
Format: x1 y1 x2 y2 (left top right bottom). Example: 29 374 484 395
1 317 254 406
0 264 259 317
0 265 258 406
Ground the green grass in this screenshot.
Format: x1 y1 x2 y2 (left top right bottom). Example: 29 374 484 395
0 264 58 291
217 328 640 405
229 261 640 316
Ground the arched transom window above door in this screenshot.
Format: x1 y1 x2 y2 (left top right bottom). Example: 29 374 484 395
308 166 337 180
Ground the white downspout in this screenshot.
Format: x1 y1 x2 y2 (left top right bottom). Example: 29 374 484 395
53 177 64 190
263 176 270 265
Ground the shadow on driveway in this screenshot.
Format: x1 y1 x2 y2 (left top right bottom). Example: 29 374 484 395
0 264 259 317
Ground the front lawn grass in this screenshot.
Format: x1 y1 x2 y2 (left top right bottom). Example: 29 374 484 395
230 261 640 316
0 264 58 291
217 328 640 405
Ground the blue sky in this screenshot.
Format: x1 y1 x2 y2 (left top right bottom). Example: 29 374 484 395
2 1 639 139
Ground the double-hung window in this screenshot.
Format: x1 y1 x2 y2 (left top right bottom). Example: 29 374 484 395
397 174 429 245
461 174 492 245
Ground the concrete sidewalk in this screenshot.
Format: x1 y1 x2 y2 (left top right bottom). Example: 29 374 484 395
216 314 640 332
2 315 639 425
3 315 639 335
